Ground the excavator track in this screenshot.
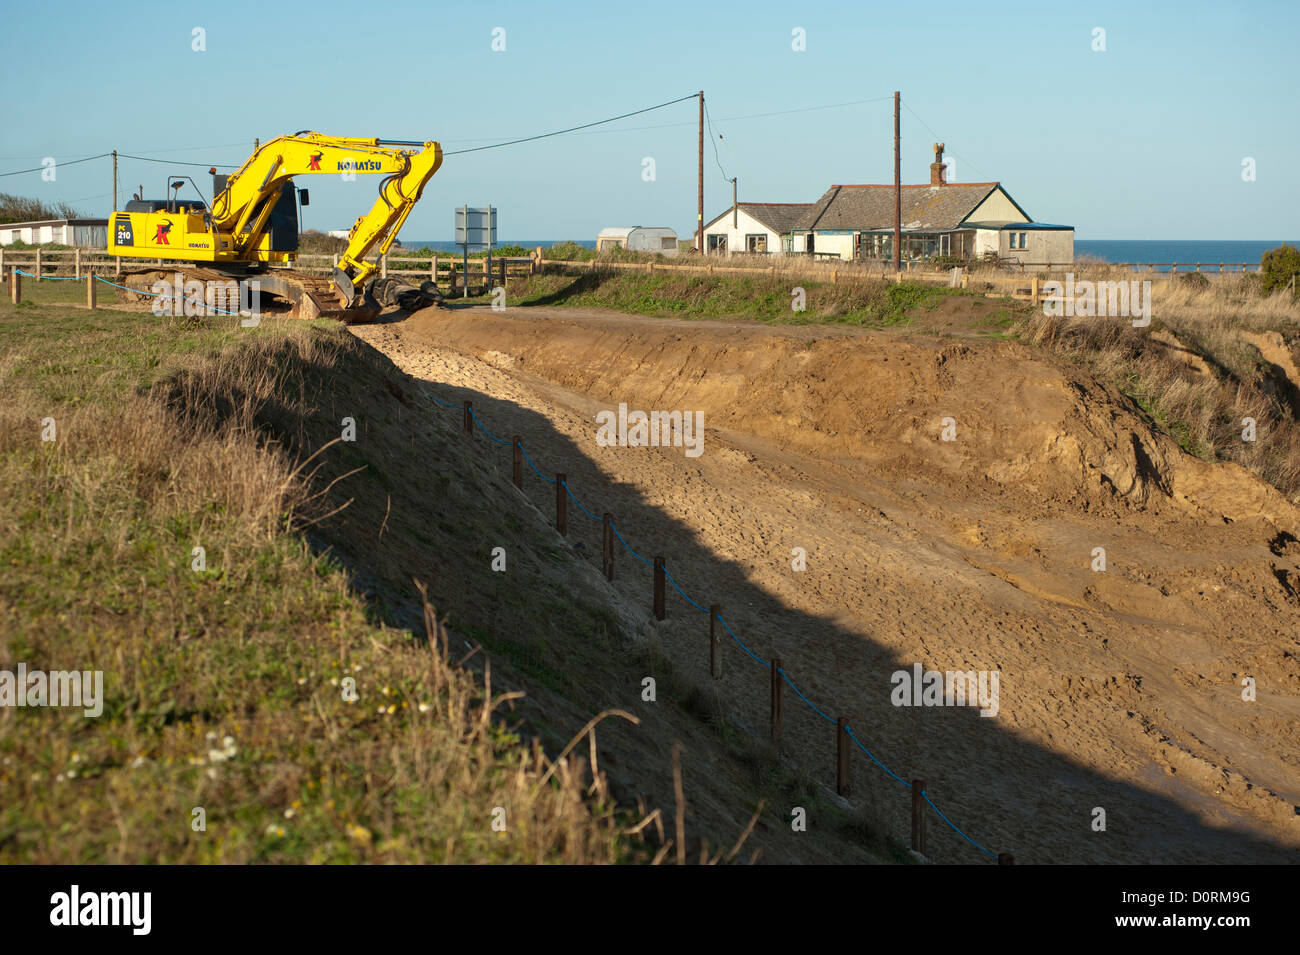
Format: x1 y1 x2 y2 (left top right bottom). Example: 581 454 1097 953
110 266 382 323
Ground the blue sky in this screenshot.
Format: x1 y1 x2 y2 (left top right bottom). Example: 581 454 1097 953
1 0 1296 241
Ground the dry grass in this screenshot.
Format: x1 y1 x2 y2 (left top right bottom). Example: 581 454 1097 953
1017 280 1300 497
0 296 651 863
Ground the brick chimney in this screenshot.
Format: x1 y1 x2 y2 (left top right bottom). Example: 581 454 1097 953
930 142 947 186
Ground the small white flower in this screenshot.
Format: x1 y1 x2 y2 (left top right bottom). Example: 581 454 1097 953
206 731 218 741
284 808 296 819
418 702 431 713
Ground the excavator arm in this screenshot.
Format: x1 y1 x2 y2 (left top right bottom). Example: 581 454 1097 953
210 131 443 306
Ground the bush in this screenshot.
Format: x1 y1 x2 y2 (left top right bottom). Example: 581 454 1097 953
1259 244 1300 295
1173 271 1211 290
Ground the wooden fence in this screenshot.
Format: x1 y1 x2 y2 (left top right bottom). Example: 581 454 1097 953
460 399 1017 864
0 246 1267 308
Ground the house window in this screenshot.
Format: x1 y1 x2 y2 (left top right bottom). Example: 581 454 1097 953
1009 231 1028 250
661 237 676 250
707 234 727 252
745 234 767 253
781 234 793 252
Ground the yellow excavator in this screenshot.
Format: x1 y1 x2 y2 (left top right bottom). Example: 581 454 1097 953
107 131 443 316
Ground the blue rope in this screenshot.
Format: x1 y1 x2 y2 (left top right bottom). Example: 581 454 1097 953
662 566 708 613
468 405 507 445
609 522 650 564
561 479 601 521
427 392 459 409
16 269 79 281
85 274 243 315
843 724 910 788
921 789 998 860
779 668 837 725
715 614 770 668
519 443 555 483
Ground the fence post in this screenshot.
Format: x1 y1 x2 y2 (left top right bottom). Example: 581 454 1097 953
555 473 567 537
449 261 457 294
500 258 506 289
512 435 522 489
35 248 41 281
709 604 722 679
74 248 81 279
332 253 339 271
9 267 19 304
770 657 784 746
653 556 665 620
602 513 614 580
0 248 5 274
911 779 926 853
86 273 96 310
534 246 543 274
463 400 473 437
431 255 437 282
998 853 1014 865
115 253 121 277
1030 276 1039 307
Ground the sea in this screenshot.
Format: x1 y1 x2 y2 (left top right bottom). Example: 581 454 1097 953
1074 239 1297 267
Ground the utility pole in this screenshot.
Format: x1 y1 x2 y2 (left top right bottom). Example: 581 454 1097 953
732 177 737 228
697 90 704 255
893 91 901 274
111 150 117 212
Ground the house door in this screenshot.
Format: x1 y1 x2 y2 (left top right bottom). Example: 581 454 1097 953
806 233 815 254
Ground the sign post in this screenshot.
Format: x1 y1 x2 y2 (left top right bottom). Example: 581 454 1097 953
454 205 497 298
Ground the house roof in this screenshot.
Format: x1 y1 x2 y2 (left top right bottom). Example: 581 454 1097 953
962 220 1073 231
1 218 108 228
703 202 816 234
793 183 1019 233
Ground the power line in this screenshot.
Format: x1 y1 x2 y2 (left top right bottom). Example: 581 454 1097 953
900 99 992 182
0 153 111 178
441 93 899 144
442 92 699 156
703 101 730 185
117 153 240 169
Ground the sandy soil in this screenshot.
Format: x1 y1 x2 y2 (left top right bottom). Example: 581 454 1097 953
351 303 1300 864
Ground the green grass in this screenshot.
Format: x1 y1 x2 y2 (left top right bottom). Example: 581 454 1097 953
503 269 967 327
0 288 641 863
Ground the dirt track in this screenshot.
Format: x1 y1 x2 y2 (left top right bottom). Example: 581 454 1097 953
351 303 1300 863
